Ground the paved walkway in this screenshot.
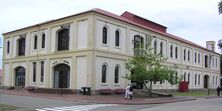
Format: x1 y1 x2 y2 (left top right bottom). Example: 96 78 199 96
0 89 197 105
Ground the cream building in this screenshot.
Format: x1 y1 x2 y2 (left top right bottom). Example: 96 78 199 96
2 8 220 94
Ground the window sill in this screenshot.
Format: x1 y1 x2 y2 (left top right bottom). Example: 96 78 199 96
114 83 120 86
101 83 108 86
115 46 121 49
102 44 109 47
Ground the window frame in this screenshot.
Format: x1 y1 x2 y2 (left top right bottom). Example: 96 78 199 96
101 63 108 84
114 65 120 84
41 33 46 48
102 26 108 45
115 30 120 47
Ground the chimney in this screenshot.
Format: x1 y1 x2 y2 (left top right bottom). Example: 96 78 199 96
206 41 215 52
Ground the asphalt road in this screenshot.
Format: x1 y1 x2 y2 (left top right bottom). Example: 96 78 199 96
138 98 222 111
1 93 222 111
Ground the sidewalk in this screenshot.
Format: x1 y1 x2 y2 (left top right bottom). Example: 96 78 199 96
0 89 196 105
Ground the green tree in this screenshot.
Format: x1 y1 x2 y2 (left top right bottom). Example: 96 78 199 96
219 0 222 14
124 36 180 96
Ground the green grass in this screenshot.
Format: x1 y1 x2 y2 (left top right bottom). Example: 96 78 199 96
0 104 18 111
172 91 217 97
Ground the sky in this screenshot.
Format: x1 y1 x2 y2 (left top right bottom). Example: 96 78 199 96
0 0 222 68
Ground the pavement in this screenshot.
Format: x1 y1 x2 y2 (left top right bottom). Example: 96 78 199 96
0 89 197 105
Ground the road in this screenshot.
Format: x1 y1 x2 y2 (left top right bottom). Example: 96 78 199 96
138 98 222 111
0 93 222 111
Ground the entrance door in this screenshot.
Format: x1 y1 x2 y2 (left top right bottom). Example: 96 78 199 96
53 64 70 88
204 75 209 88
15 66 25 86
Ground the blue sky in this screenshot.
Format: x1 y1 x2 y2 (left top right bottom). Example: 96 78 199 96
0 0 222 68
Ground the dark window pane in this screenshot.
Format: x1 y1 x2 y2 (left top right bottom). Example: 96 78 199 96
170 45 173 58
175 47 178 58
58 29 69 51
33 62 36 82
115 30 119 47
102 27 107 44
102 64 107 83
41 61 44 82
7 41 10 54
42 34 45 48
160 42 163 55
154 40 157 54
184 49 186 60
34 35 37 49
18 38 25 56
188 50 190 61
114 66 119 83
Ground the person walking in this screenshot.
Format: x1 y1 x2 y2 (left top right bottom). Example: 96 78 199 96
125 84 130 99
217 86 220 96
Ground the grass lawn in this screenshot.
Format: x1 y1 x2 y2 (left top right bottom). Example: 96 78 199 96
0 104 18 111
172 90 217 97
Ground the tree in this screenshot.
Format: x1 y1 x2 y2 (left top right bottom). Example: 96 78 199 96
219 0 222 14
124 36 180 96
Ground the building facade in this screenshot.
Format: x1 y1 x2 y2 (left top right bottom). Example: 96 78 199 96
2 8 220 94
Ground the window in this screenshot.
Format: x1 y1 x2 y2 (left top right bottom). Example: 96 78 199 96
18 37 26 56
34 35 37 49
170 45 173 58
184 49 186 60
216 58 217 67
198 74 200 85
114 65 119 84
58 28 69 51
205 55 208 68
102 27 108 44
160 42 163 55
42 33 45 48
134 35 144 55
188 73 190 84
40 61 44 82
175 47 178 59
212 58 214 67
198 53 200 63
7 41 10 54
101 64 107 83
154 40 157 54
195 52 197 63
213 76 215 85
195 74 197 85
115 30 120 47
33 62 36 82
188 50 190 61
216 76 218 85
184 72 186 81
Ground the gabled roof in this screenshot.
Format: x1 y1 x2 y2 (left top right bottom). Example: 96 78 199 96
2 8 219 55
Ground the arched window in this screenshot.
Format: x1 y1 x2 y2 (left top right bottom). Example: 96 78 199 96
175 47 178 59
198 53 200 63
188 50 190 61
170 45 173 58
115 30 120 47
134 35 144 55
184 72 186 81
195 74 197 85
102 27 108 44
33 62 36 82
34 35 37 49
114 65 120 84
194 52 197 63
18 37 26 56
154 40 157 54
101 64 107 83
58 28 69 51
42 33 45 48
198 74 200 85
160 42 163 55
184 49 186 60
7 41 10 54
